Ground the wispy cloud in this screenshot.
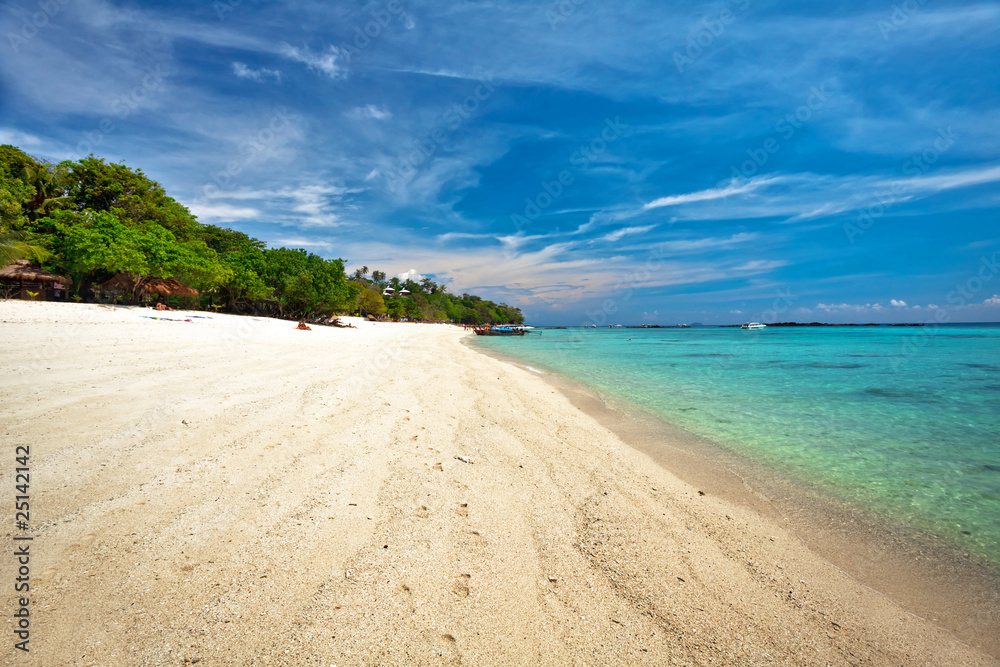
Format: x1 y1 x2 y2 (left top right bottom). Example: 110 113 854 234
278 44 344 78
600 225 654 242
346 105 392 120
233 62 281 83
817 302 885 313
0 128 44 147
187 182 355 229
642 178 781 211
3 0 997 323
186 202 261 222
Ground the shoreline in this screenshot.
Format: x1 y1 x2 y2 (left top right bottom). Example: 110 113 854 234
468 336 1000 658
2 300 997 665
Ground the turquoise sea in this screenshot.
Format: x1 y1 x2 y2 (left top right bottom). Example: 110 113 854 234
473 324 1000 566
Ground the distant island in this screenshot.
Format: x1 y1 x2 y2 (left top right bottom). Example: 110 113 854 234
717 322 926 328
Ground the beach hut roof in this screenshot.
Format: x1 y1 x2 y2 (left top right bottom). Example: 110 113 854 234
143 277 198 297
99 273 138 292
0 259 72 285
99 274 198 297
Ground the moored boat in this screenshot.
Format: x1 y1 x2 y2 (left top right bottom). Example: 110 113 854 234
474 326 527 336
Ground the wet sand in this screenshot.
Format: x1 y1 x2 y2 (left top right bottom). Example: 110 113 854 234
1 300 997 666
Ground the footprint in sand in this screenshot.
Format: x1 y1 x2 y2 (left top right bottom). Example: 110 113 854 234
452 574 471 598
416 505 430 519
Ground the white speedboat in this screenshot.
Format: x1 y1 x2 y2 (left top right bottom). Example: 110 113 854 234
741 322 767 330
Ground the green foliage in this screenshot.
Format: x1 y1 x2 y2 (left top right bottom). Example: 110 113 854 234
0 145 70 222
0 143 520 323
260 247 350 318
0 152 34 232
65 156 200 238
349 271 524 324
356 286 387 317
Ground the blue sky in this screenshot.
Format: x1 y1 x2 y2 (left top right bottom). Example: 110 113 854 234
2 0 999 325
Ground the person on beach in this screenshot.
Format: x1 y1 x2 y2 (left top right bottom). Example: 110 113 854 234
296 320 312 330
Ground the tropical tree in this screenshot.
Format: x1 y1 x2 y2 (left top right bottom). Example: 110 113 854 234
357 286 386 317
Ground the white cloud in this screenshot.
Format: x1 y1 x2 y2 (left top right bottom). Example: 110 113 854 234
0 128 44 147
609 164 1000 228
399 268 425 282
891 299 907 307
278 44 343 78
273 237 335 249
730 309 744 314
984 295 1000 306
654 232 758 253
600 225 654 242
347 105 392 120
817 302 886 313
887 164 1000 196
641 177 781 211
733 260 786 272
186 202 261 222
185 181 353 228
233 62 281 82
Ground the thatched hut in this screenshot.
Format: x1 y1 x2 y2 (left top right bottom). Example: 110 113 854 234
99 274 198 303
0 260 72 301
142 278 198 298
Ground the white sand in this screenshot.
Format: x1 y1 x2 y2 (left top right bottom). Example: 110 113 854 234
1 300 996 666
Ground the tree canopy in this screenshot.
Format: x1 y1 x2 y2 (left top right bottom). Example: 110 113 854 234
0 144 524 324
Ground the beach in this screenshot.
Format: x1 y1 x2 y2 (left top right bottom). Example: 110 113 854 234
1 300 997 666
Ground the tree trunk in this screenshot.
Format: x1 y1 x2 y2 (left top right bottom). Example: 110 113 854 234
131 275 152 304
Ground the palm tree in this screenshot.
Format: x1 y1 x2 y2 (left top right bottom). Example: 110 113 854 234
21 163 70 219
0 231 49 266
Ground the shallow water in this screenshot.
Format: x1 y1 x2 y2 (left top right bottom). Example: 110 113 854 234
473 324 1000 565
